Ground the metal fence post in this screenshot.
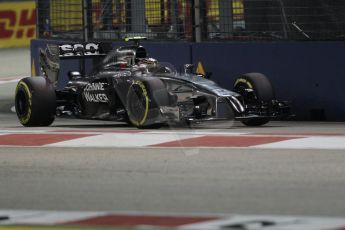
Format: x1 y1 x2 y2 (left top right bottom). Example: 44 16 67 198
278 0 289 39
36 0 51 38
192 0 201 42
82 0 88 42
169 0 177 38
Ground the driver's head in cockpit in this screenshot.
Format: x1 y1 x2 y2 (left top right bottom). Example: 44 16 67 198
137 57 158 70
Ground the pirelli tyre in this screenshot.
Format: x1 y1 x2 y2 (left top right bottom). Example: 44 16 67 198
234 73 274 126
15 77 56 127
126 78 169 128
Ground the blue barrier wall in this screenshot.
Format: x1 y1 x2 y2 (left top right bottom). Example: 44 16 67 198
31 39 345 121
191 42 345 121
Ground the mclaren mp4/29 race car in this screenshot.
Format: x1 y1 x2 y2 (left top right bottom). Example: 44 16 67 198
15 38 290 128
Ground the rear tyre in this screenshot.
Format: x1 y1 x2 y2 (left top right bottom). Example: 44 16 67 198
126 78 169 128
234 73 274 126
242 118 270 126
15 77 56 127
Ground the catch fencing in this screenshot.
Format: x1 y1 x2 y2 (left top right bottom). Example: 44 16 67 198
36 0 345 42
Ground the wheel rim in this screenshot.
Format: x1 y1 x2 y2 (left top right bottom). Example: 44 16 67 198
128 85 148 124
234 82 257 103
15 89 29 118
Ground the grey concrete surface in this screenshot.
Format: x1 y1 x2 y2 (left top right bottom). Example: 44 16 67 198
0 82 16 113
0 48 30 113
1 146 345 217
0 48 30 78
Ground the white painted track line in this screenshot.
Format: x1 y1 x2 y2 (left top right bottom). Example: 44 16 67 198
256 136 345 149
46 133 204 147
2 210 345 229
2 128 345 149
0 210 107 225
0 79 20 85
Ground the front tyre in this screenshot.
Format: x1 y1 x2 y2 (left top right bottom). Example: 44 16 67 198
127 81 150 128
234 73 274 126
126 78 169 128
15 77 56 127
241 117 270 126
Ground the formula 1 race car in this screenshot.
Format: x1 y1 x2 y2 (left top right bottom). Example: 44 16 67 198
15 38 290 128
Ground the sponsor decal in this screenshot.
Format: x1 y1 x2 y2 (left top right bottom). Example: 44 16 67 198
83 82 109 103
113 71 131 78
59 43 101 57
0 2 36 48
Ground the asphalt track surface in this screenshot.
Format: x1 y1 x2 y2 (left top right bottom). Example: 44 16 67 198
1 48 345 220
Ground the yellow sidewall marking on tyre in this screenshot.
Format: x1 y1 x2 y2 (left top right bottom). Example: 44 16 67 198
129 81 149 126
234 78 253 89
16 81 32 124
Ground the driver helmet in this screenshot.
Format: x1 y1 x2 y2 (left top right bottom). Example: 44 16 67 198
138 57 158 68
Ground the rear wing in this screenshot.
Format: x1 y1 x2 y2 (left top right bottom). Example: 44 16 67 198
59 42 108 58
38 42 111 89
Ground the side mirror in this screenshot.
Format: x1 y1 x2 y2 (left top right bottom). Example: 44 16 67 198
184 64 195 74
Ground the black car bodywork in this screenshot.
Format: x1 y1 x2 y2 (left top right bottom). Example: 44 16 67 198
15 38 290 128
